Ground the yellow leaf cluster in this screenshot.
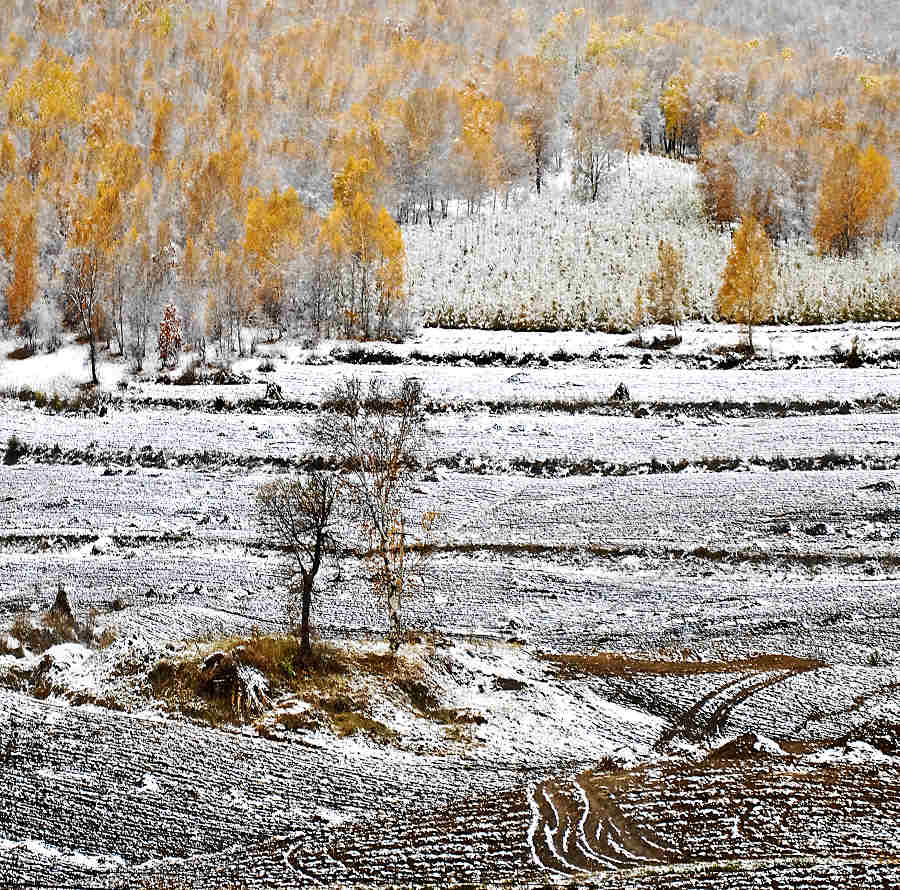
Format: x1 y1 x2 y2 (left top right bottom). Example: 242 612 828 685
7 206 36 327
7 55 82 130
244 186 304 276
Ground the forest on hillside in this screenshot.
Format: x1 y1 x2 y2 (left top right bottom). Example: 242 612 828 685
2 0 900 369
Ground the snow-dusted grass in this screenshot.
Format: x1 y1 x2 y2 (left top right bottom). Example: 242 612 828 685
405 154 900 331
2 401 899 471
0 337 128 393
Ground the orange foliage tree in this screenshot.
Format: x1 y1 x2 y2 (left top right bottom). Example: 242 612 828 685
813 142 898 257
7 207 37 328
717 214 775 352
323 156 406 339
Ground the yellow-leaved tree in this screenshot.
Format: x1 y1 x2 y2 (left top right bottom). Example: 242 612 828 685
644 239 686 337
717 214 775 352
69 181 122 383
813 142 897 257
373 205 406 334
245 186 305 336
0 132 15 179
7 207 37 328
323 156 406 339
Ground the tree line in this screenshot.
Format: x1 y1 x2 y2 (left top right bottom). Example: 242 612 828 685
1 1 899 365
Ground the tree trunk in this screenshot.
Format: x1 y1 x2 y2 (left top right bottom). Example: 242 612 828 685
89 330 98 384
300 576 313 657
381 549 402 653
387 578 402 653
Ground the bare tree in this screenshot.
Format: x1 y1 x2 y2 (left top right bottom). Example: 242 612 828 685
256 471 341 656
66 249 104 385
312 376 433 653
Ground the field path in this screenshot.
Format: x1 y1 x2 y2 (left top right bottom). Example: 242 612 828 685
658 662 824 745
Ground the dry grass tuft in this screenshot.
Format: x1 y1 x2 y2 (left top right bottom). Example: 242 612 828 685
150 634 429 736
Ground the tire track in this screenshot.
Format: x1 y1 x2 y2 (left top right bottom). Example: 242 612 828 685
658 663 824 746
527 773 679 874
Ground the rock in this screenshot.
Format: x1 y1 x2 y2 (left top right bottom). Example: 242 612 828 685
3 635 24 658
49 584 74 624
709 731 784 761
632 405 650 418
111 597 127 611
494 676 529 691
92 536 114 555
803 522 829 536
139 773 162 793
610 382 631 402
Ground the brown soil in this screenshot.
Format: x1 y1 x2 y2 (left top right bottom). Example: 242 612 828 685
543 652 826 679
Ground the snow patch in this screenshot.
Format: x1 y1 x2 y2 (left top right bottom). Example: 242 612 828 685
808 740 897 765
139 772 162 793
0 837 126 872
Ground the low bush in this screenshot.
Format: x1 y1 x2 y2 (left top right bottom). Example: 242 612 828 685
4 434 26 465
173 359 201 385
150 634 425 733
7 344 35 360
5 587 117 654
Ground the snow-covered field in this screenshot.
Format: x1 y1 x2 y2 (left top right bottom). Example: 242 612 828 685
1 324 899 888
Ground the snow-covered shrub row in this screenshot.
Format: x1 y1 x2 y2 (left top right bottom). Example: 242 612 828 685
405 155 900 331
3 404 900 473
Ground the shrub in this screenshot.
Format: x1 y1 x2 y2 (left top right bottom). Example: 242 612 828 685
158 302 184 370
5 587 117 653
4 435 26 465
173 359 201 386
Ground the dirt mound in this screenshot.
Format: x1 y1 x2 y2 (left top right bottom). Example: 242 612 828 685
843 721 900 756
707 731 785 762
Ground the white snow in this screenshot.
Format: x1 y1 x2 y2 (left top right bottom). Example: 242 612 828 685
139 772 162 793
750 733 785 756
807 740 897 765
0 337 128 391
0 837 126 872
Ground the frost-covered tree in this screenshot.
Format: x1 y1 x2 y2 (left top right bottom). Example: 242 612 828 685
19 293 62 354
312 377 434 653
